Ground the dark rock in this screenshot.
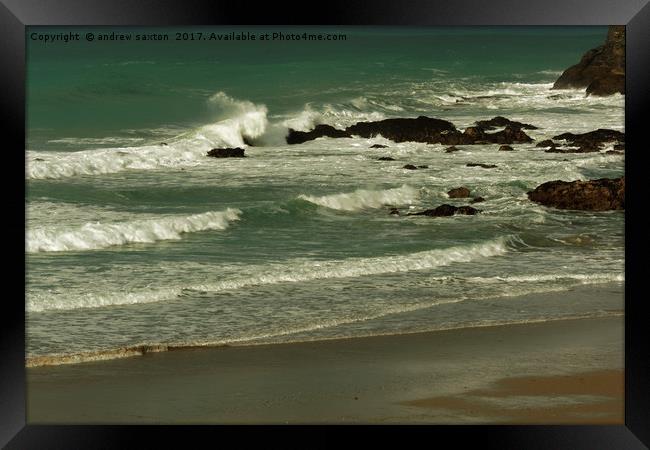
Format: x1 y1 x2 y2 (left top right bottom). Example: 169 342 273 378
549 129 624 153
613 143 625 151
287 116 533 146
527 177 624 210
552 129 624 145
160 142 168 146
403 164 418 170
605 150 624 155
447 187 471 198
243 136 255 147
34 158 45 162
409 204 479 217
499 145 514 151
389 208 400 215
475 116 538 130
466 163 498 169
346 116 458 144
377 156 396 161
286 124 351 144
463 126 485 141
417 165 429 169
370 144 389 148
486 125 534 144
470 196 485 203
462 125 533 145
207 147 246 158
553 26 625 96
444 146 460 153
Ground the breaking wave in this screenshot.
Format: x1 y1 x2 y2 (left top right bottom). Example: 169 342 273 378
27 236 512 311
26 208 241 253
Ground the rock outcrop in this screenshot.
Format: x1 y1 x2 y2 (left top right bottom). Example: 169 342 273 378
286 124 351 144
553 26 625 96
409 204 480 217
527 177 624 210
541 129 625 153
475 116 538 130
207 148 246 158
286 116 534 145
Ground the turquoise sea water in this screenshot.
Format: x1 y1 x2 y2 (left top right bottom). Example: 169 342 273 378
26 27 624 363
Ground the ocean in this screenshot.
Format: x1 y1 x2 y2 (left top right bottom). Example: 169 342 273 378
25 26 624 364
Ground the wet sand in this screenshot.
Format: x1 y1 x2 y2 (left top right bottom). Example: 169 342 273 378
27 315 623 424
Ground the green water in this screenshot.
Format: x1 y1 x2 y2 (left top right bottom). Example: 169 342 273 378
25 27 624 362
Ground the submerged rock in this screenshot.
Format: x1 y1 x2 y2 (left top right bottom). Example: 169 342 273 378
553 26 625 96
447 186 471 198
389 208 400 215
377 156 396 161
527 177 624 210
470 196 485 203
409 204 480 217
207 147 246 158
403 164 418 170
444 146 460 153
286 124 351 144
466 163 498 169
498 145 514 151
370 144 389 148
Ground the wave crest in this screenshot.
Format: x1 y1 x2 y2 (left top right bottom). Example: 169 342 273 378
26 208 241 253
27 236 511 311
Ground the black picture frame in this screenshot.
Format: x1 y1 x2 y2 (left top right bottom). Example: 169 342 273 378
2 0 648 447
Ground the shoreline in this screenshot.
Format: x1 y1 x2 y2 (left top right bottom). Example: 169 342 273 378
25 310 623 369
26 281 624 368
27 315 623 424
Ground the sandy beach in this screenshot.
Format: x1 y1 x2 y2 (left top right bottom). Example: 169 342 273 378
27 315 623 424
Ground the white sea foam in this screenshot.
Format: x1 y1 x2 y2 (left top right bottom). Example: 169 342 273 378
27 92 268 179
298 185 421 211
26 208 241 253
464 273 624 284
27 236 511 311
276 103 386 133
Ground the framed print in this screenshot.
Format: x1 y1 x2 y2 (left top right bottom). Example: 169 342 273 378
2 0 648 447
